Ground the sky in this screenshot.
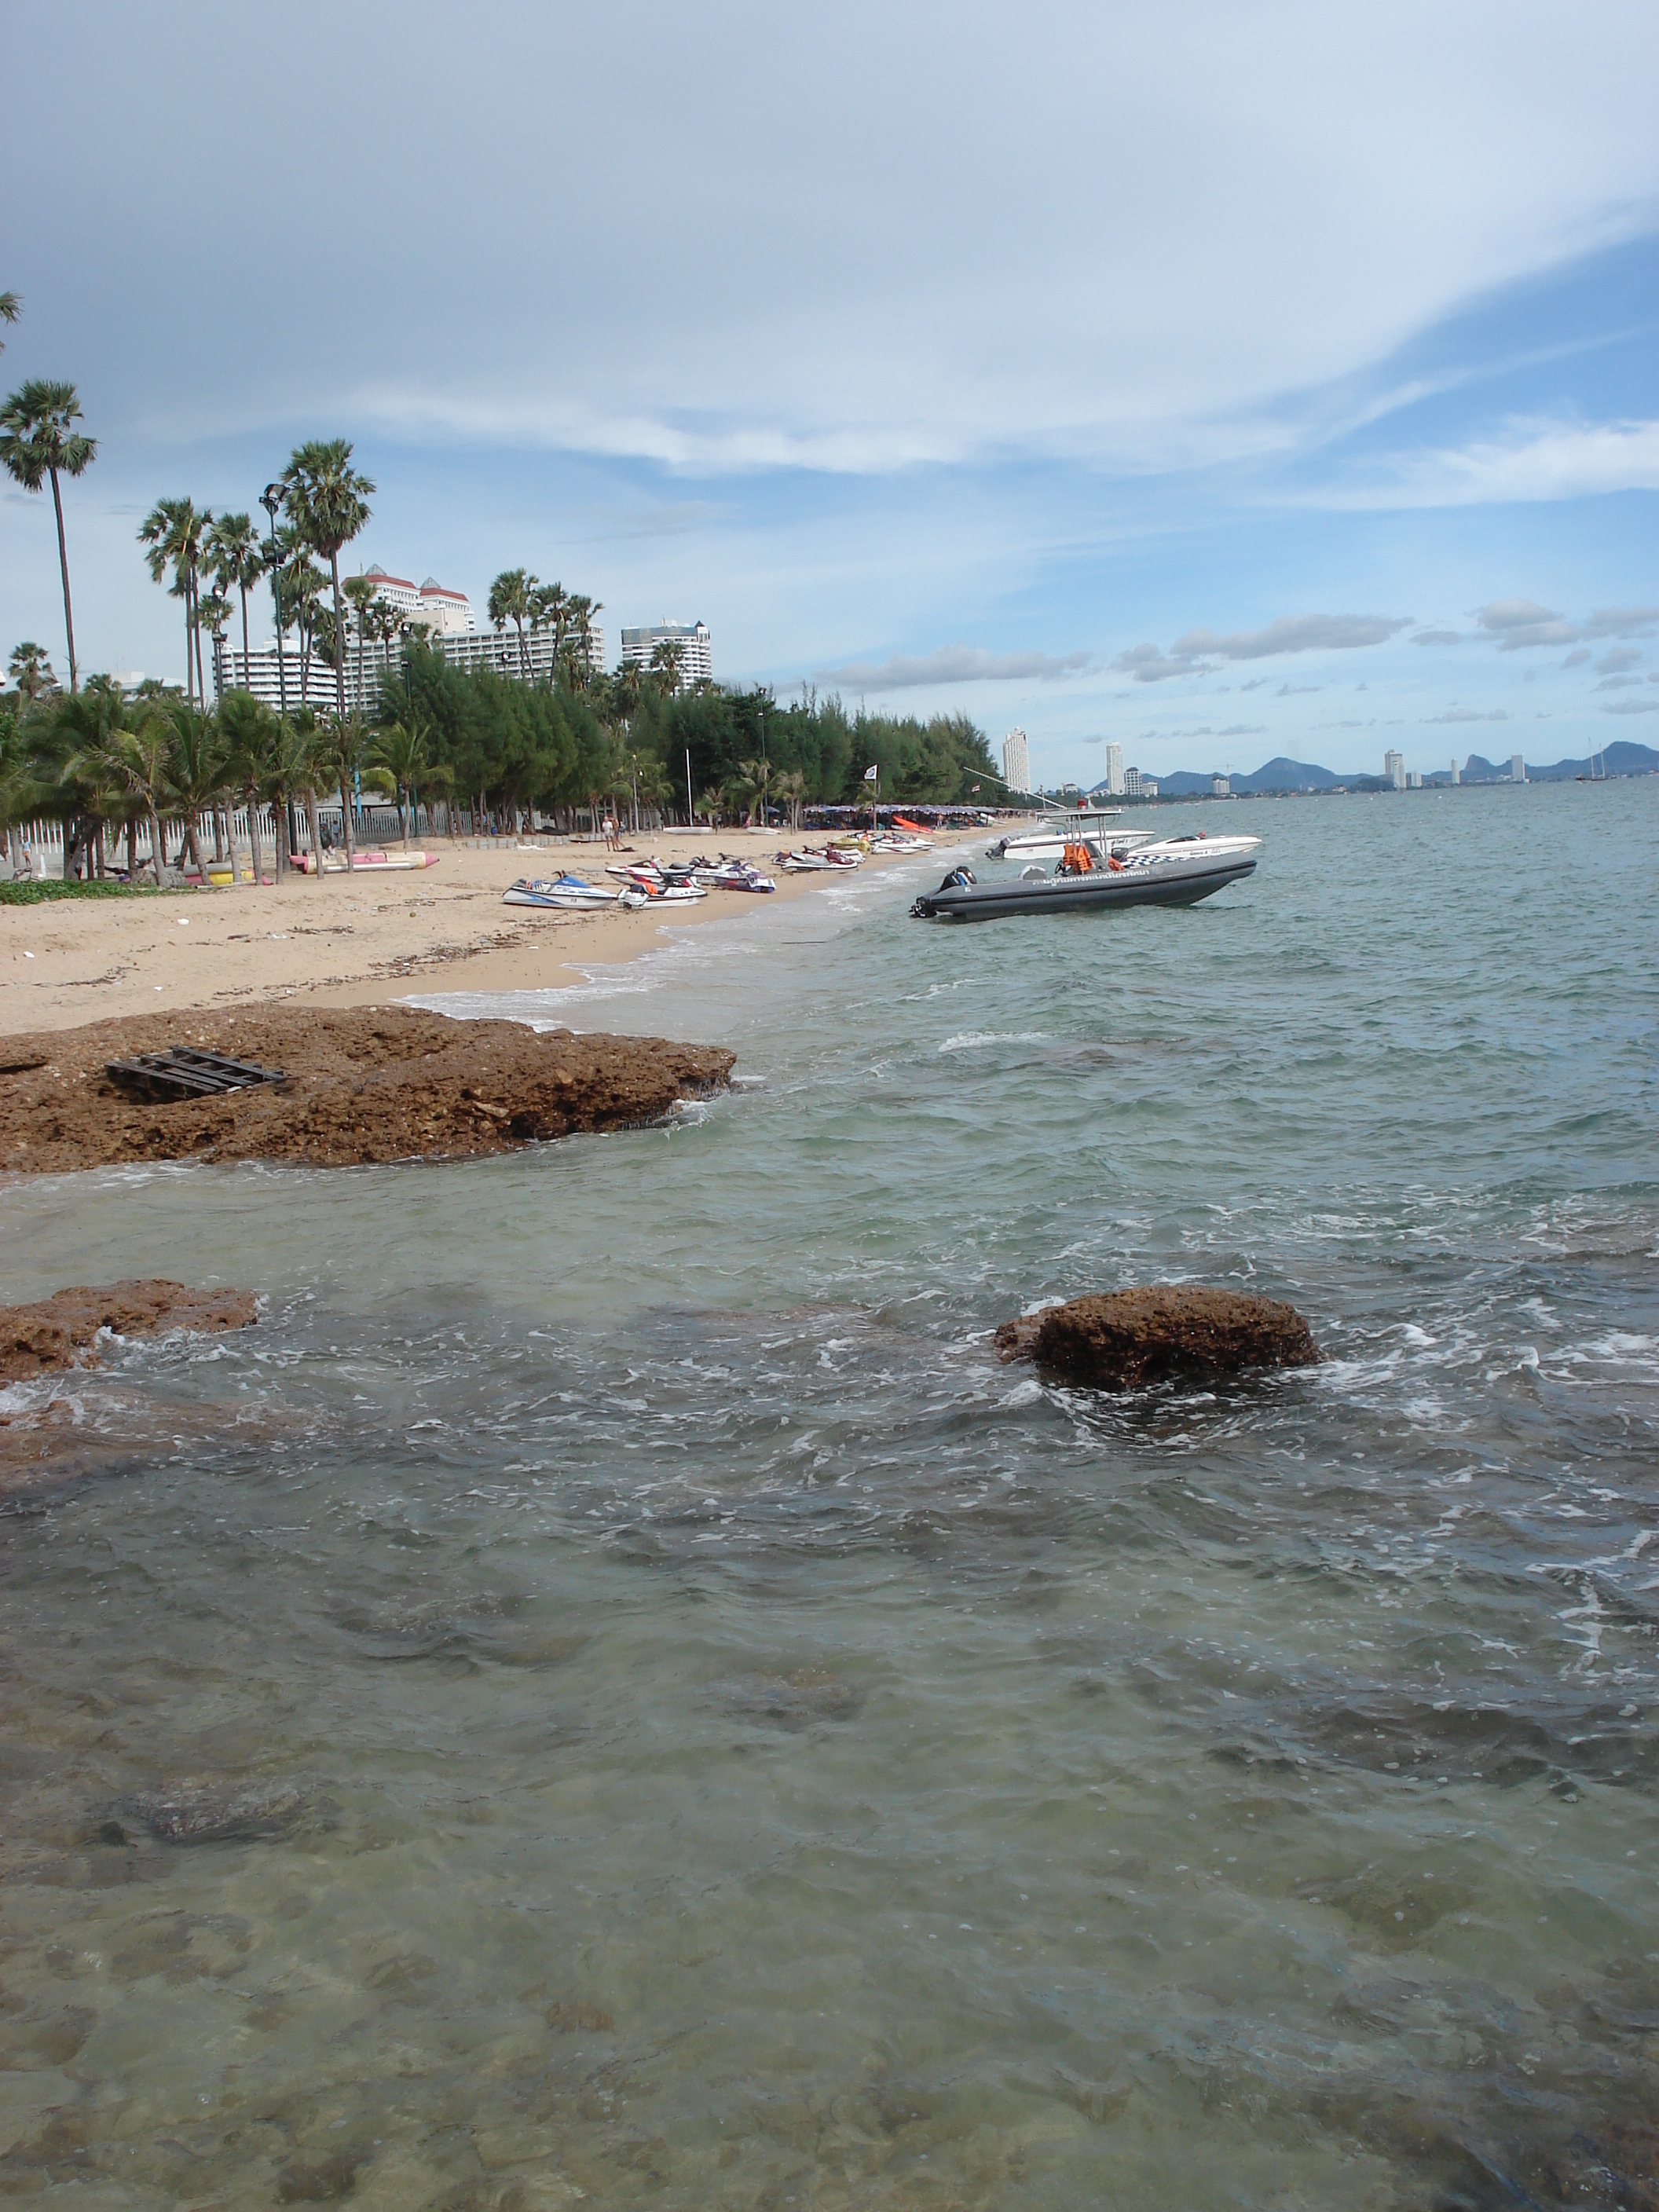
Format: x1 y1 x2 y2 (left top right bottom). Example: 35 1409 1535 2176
3 0 1657 788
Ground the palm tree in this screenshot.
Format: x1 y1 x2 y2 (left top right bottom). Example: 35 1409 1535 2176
162 699 229 879
489 569 536 681
648 637 685 696
9 641 54 705
56 676 136 878
319 713 384 872
0 293 19 347
139 497 213 705
110 718 177 886
217 688 276 885
566 594 602 685
369 714 449 848
198 589 232 709
529 580 567 678
281 440 375 725
207 513 266 692
736 755 771 826
775 768 808 832
1 381 97 692
342 574 379 711
696 785 724 828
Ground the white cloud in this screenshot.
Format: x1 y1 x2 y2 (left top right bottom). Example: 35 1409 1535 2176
1562 647 1591 668
1170 613 1409 659
1411 628 1465 646
1320 419 1659 509
815 645 1091 689
1475 599 1659 652
1116 610 1406 682
1604 697 1659 715
1424 705 1510 723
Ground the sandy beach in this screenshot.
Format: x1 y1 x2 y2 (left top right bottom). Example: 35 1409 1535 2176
0 825 977 1035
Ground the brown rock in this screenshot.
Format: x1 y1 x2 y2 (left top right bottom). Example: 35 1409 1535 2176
0 1280 259 1382
994 1285 1320 1390
0 1005 735 1176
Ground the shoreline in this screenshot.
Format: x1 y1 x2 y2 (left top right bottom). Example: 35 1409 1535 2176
0 825 981 1035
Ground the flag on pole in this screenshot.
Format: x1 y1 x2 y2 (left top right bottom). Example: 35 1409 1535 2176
863 764 878 782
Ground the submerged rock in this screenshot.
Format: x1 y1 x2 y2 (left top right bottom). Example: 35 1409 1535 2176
995 1285 1320 1390
0 1280 258 1382
125 1777 308 1845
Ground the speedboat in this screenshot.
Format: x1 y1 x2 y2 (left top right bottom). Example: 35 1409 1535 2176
985 809 1122 863
503 874 619 910
911 830 1260 921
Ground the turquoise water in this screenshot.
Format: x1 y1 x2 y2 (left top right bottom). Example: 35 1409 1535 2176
2 782 1655 2208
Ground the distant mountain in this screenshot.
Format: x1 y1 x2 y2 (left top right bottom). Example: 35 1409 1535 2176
1108 739 1659 797
1459 742 1658 782
1233 756 1344 793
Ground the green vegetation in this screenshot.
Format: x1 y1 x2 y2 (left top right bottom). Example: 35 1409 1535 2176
0 878 159 904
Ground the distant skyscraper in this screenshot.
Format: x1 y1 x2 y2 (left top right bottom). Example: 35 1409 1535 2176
1383 748 1406 790
1510 753 1526 783
1002 727 1030 793
1210 774 1229 797
1104 742 1124 795
1450 757 1459 786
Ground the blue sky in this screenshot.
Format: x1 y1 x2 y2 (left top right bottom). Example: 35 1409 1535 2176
3 2 1656 786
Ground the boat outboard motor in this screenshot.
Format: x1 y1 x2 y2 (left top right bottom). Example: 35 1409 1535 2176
938 866 975 891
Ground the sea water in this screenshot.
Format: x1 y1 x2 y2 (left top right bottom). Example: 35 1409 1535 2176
1 781 1655 2209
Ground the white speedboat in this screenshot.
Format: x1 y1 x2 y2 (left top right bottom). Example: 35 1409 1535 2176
986 810 1122 863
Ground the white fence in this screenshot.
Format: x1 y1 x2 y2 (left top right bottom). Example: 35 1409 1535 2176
3 800 459 880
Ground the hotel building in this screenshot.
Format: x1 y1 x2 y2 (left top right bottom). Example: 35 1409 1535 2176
620 621 712 687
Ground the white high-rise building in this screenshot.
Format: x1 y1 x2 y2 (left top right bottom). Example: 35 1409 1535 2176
1510 753 1526 783
1384 749 1406 790
350 564 477 636
1002 727 1030 793
620 621 712 687
1104 742 1124 796
1450 757 1459 786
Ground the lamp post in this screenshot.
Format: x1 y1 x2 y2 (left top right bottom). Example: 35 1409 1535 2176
758 704 767 830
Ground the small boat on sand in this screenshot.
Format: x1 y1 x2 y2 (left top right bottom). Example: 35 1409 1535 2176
503 875 621 910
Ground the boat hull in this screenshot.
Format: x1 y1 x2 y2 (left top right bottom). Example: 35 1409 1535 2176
913 856 1256 921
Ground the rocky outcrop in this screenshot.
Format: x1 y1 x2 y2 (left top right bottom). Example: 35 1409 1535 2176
0 1005 735 1174
0 1280 259 1382
995 1285 1320 1390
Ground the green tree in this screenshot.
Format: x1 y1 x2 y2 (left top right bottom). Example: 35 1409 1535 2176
139 496 214 705
648 636 685 697
567 594 603 687
159 699 229 878
1 380 97 693
370 713 449 847
281 440 375 726
207 512 266 690
9 641 55 705
217 687 281 885
108 718 177 886
529 579 568 673
489 568 536 681
0 293 19 348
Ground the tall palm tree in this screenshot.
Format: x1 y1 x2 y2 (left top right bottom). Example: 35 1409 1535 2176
529 580 567 679
280 440 374 725
736 756 771 826
198 588 232 707
139 497 213 705
56 676 136 878
9 641 54 704
775 768 808 831
1 380 97 692
489 569 535 681
566 594 602 685
207 512 266 692
319 713 383 873
0 293 19 347
342 574 378 710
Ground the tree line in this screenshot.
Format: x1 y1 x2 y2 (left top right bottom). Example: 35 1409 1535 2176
2 284 998 875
